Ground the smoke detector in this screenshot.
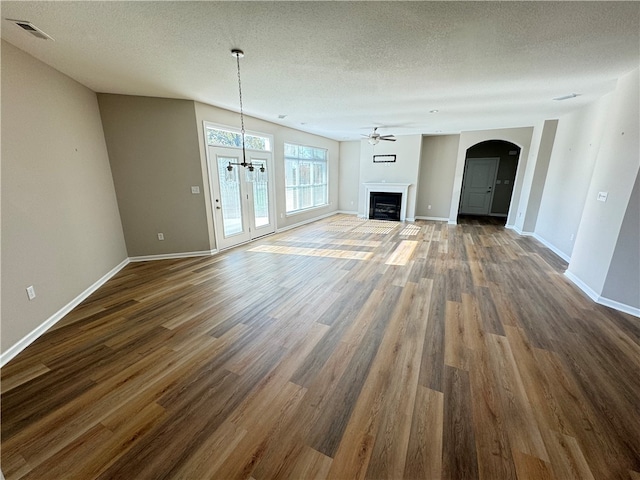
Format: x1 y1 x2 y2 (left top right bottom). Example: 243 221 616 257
7 19 54 40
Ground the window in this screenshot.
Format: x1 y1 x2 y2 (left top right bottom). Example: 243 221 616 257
206 126 271 151
284 143 328 213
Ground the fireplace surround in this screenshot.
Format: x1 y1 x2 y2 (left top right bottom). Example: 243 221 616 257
362 183 411 221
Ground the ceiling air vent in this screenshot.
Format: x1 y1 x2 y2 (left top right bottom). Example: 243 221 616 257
553 93 580 101
7 19 54 40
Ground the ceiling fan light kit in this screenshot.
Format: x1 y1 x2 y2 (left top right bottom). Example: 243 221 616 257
363 127 397 145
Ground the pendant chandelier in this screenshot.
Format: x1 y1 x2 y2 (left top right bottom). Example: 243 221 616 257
225 49 265 182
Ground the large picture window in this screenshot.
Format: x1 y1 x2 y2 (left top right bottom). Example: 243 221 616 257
284 143 328 213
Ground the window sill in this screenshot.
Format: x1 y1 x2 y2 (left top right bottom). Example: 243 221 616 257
285 204 330 217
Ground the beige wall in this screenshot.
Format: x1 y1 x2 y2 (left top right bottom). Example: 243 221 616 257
194 102 339 248
1 42 127 354
415 135 460 219
98 95 210 257
338 141 360 212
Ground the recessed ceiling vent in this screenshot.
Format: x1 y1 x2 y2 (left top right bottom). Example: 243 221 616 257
553 93 580 101
7 19 54 40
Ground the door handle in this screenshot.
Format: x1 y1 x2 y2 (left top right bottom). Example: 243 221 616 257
216 206 221 210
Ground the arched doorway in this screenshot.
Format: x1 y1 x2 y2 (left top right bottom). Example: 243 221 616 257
458 140 521 223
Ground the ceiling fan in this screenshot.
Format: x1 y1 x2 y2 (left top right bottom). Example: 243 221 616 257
363 127 396 145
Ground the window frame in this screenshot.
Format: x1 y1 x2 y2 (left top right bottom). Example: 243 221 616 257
204 123 272 152
284 142 329 215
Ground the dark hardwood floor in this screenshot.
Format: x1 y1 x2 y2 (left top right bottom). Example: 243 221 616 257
2 214 639 479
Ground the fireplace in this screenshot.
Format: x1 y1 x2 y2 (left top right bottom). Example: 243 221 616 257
370 192 402 221
362 183 411 221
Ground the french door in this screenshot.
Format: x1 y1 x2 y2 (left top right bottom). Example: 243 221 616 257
208 146 275 250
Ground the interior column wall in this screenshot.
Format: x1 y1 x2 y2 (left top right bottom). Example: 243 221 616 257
566 68 640 301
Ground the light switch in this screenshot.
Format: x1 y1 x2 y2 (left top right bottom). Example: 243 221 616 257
597 192 608 202
191 186 200 194
26 285 36 300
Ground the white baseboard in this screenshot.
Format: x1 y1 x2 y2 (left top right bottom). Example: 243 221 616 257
0 258 130 367
598 296 640 318
336 210 358 215
505 227 569 261
564 270 599 301
276 211 339 233
564 270 640 318
129 249 218 262
531 233 571 263
448 220 457 225
505 224 534 236
415 216 449 222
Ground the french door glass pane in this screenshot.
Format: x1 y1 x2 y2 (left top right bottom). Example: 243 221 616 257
217 157 243 237
252 161 269 228
252 160 269 228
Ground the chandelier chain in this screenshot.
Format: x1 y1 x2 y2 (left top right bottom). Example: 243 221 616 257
235 53 248 166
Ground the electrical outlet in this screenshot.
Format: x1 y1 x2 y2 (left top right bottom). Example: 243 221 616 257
428 205 432 210
26 285 36 300
280 213 284 219
157 233 164 241
191 186 200 194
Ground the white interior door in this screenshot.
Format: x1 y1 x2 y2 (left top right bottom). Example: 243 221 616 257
208 146 275 250
459 157 499 215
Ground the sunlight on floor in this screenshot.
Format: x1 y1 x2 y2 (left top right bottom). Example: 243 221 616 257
249 245 373 260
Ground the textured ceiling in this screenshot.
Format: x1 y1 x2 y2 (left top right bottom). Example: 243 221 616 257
2 1 639 140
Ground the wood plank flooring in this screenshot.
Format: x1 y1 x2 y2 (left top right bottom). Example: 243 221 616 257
2 214 639 479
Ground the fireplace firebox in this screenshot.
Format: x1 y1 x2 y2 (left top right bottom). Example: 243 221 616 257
369 192 402 221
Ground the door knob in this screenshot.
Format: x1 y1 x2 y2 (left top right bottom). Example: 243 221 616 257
216 206 221 210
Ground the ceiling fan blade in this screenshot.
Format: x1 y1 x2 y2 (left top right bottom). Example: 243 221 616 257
379 135 395 139
381 137 397 142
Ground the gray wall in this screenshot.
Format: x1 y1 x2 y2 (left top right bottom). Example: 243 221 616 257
1 42 127 354
518 120 558 233
98 94 210 257
602 171 640 308
415 135 460 219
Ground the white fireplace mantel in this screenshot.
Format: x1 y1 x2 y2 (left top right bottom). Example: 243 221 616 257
363 182 411 221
